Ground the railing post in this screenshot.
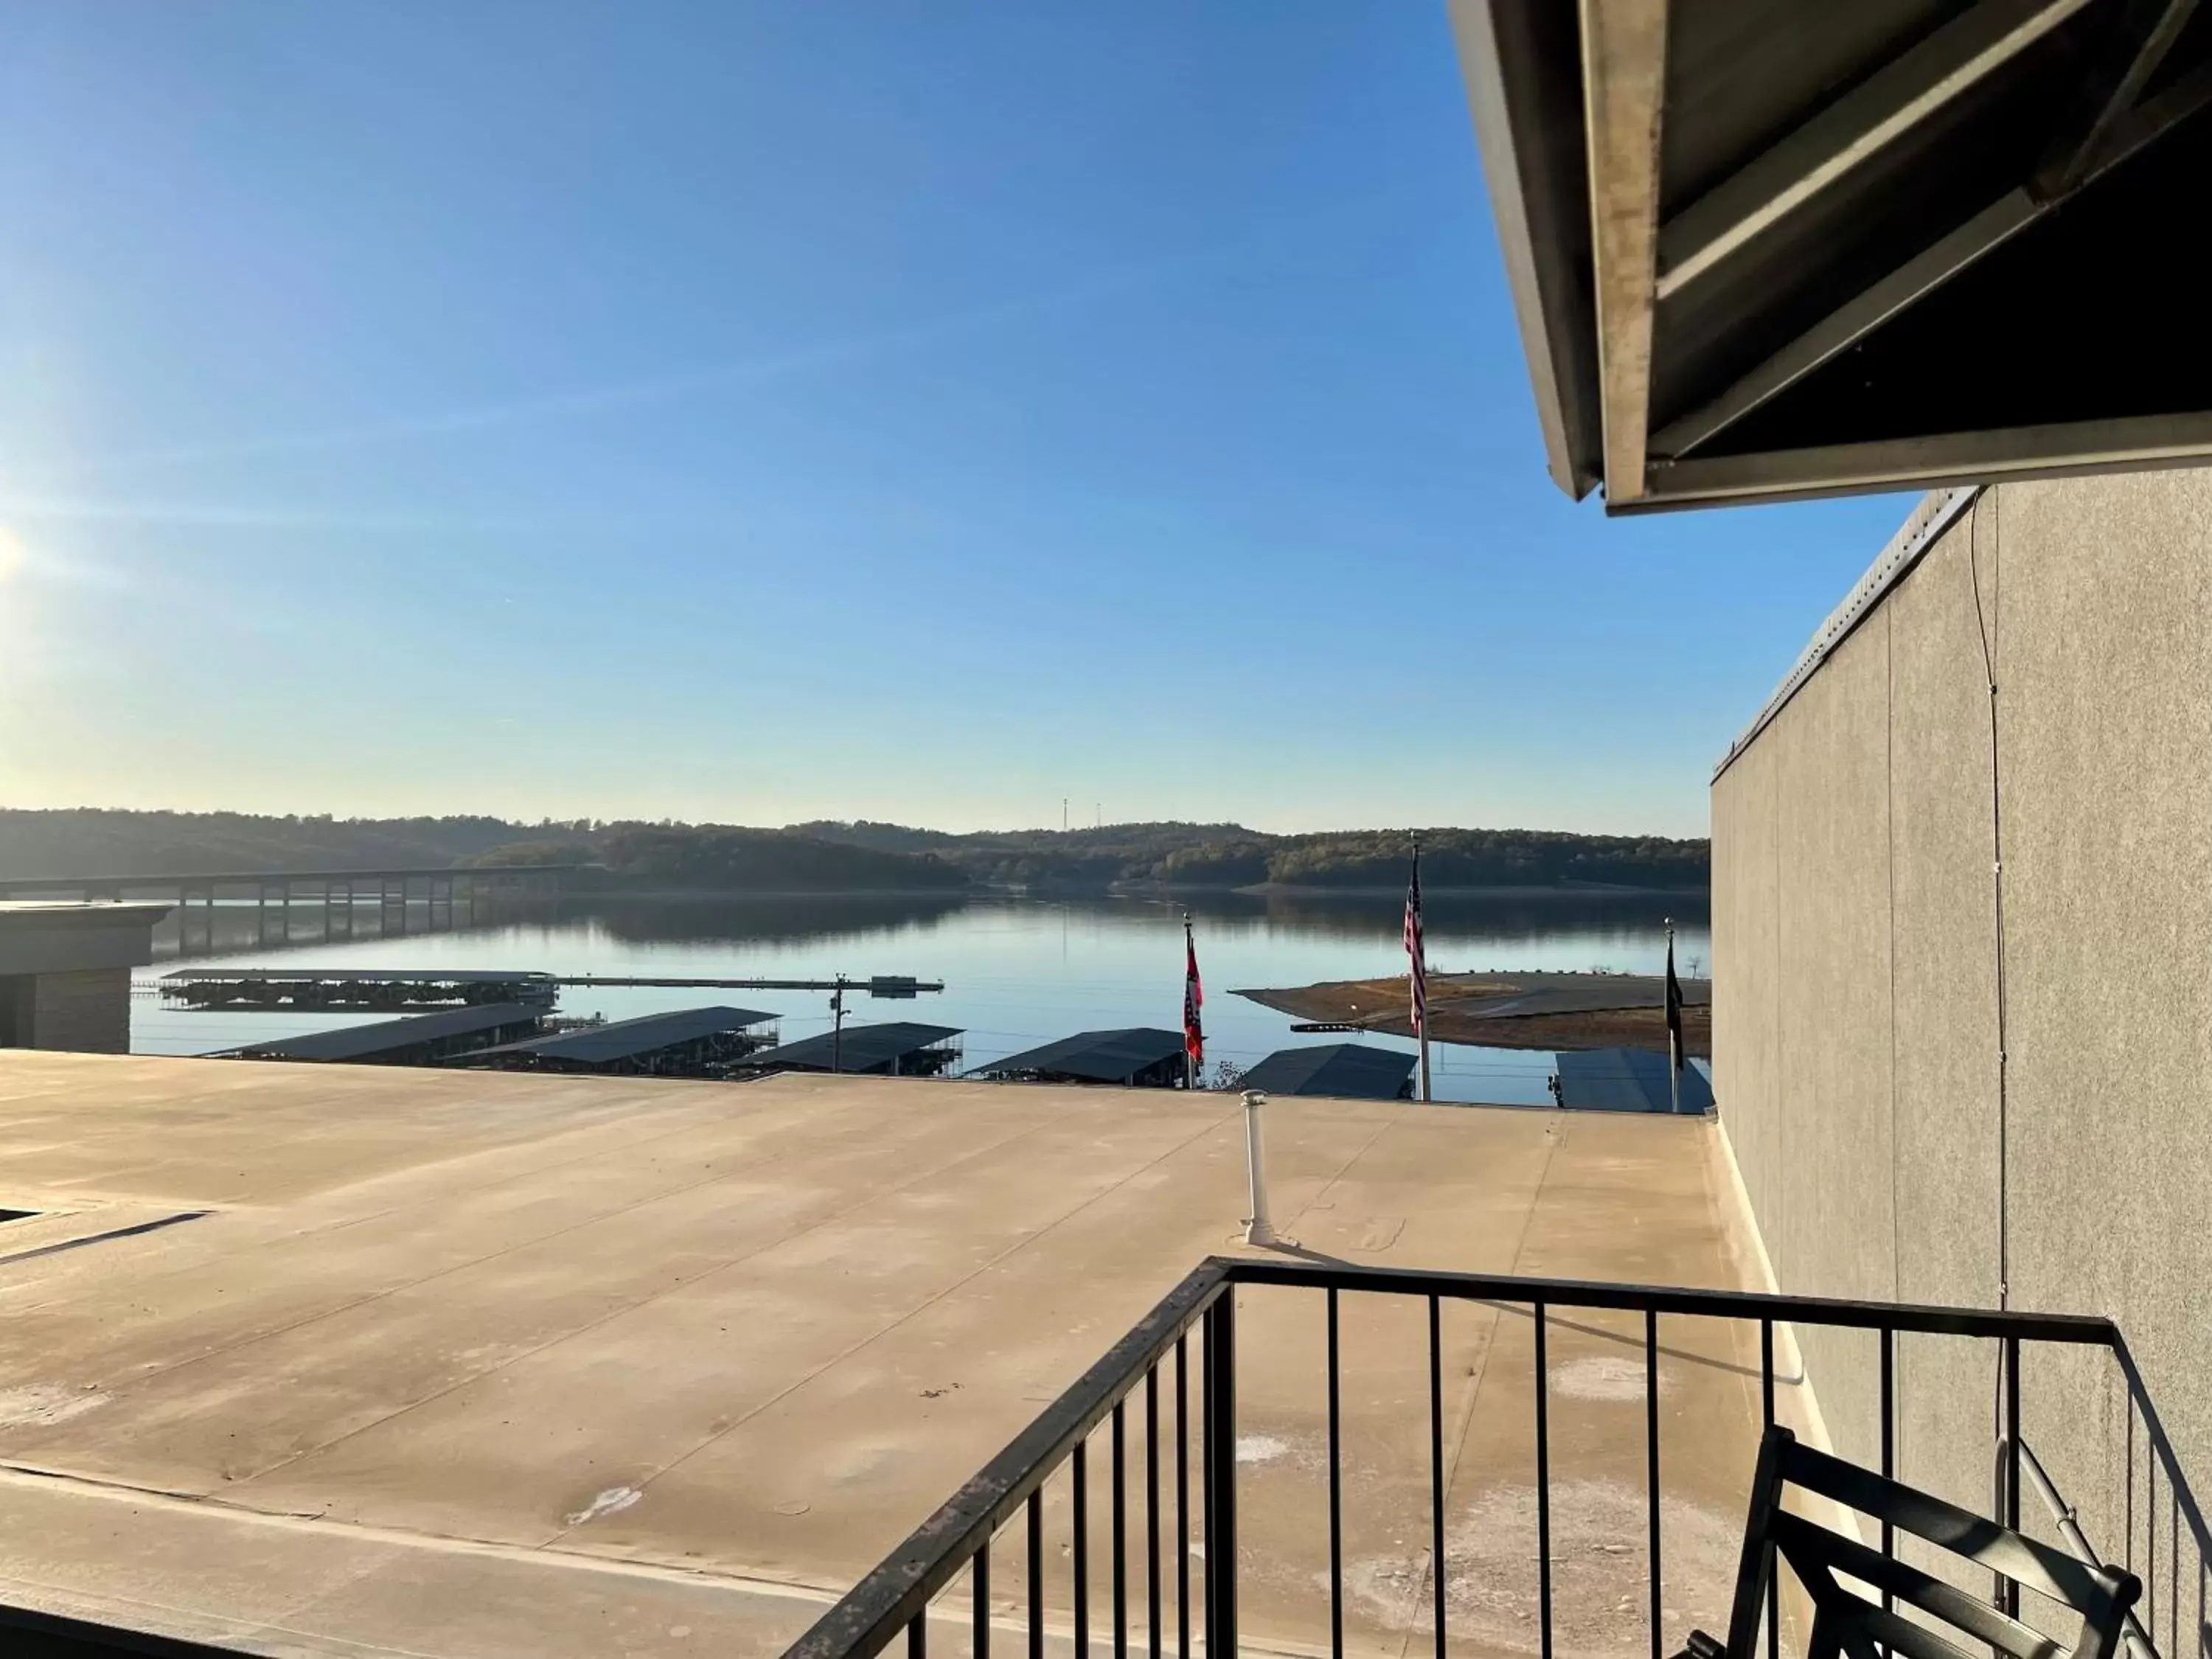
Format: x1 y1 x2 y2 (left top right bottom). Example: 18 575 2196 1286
2003 1335 2021 1618
1203 1293 1237 1659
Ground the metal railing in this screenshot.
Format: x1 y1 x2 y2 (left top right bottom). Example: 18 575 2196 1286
785 1256 2210 1659
2008 1434 2160 1659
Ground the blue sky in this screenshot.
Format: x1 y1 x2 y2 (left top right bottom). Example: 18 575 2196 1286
0 2 1910 838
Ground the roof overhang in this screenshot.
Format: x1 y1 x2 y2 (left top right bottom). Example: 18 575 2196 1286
1450 0 2212 511
0 900 173 975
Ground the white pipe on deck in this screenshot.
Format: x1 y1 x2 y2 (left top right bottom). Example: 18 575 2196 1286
1242 1089 1278 1247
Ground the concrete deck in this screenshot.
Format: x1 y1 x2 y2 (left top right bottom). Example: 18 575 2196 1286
0 1053 1774 1659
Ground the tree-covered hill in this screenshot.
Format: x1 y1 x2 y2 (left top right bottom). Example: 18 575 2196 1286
1 808 1705 892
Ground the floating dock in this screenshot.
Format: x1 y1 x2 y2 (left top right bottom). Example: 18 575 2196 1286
970 1028 1189 1088
162 967 560 1012
1237 1043 1416 1101
218 1003 549 1065
742 1022 963 1078
473 1006 779 1077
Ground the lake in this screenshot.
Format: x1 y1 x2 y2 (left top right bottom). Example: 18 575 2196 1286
132 888 1712 1107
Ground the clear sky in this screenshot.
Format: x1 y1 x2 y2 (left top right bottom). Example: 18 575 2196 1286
0 2 1912 839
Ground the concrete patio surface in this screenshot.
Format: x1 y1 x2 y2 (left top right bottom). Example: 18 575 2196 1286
0 1052 1779 1659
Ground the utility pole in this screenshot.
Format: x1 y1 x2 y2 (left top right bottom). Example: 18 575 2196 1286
830 977 849 1074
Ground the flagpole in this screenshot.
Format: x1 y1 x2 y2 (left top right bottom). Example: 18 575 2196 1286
1666 918 1680 1118
1183 913 1197 1091
1413 835 1432 1104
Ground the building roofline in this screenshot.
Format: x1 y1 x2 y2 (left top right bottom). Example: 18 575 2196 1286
1711 485 1983 785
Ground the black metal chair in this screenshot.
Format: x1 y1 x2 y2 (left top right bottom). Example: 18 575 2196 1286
1681 1425 2142 1659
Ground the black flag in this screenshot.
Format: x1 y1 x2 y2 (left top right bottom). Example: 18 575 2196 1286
1663 936 1684 1071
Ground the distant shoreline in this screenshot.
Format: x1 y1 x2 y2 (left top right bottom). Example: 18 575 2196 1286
5 810 1709 899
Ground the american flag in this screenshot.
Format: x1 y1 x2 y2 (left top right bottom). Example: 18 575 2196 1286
1404 849 1427 1036
1183 918 1204 1067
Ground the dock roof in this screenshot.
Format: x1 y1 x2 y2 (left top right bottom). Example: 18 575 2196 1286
480 1006 778 1065
1238 1043 1416 1101
742 1020 960 1073
1554 1046 1716 1115
0 1050 1747 1659
975 1027 1187 1084
223 1002 544 1062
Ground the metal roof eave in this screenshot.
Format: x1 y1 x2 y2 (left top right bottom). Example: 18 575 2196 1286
1449 0 1604 500
1453 0 2212 512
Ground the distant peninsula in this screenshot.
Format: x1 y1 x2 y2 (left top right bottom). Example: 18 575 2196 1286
0 809 1708 896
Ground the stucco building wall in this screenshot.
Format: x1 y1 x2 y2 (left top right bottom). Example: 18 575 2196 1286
1712 469 2212 1600
29 967 134 1054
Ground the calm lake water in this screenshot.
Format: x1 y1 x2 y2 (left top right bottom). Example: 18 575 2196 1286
133 889 1711 1107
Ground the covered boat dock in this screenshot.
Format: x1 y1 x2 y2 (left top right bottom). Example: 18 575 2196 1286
741 1022 963 1078
1238 1043 1416 1101
1552 1046 1714 1116
473 1006 779 1077
970 1028 1189 1088
220 1004 548 1066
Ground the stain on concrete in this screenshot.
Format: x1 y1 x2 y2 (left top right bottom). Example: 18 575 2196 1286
563 1485 641 1528
1551 1355 1670 1403
0 1385 105 1428
1342 1479 1734 1659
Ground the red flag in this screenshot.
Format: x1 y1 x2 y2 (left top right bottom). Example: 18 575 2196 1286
1183 917 1204 1067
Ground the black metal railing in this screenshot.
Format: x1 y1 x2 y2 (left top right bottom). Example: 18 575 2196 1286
784 1257 2210 1659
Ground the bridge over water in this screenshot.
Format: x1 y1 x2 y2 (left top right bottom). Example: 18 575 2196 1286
1 864 580 957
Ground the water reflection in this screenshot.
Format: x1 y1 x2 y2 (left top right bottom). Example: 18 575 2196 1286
580 891 973 947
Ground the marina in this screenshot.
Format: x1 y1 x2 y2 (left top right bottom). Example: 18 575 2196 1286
126 891 1708 1106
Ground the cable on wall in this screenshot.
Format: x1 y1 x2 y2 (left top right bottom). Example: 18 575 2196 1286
1967 487 2017 1545
1966 489 2010 1312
